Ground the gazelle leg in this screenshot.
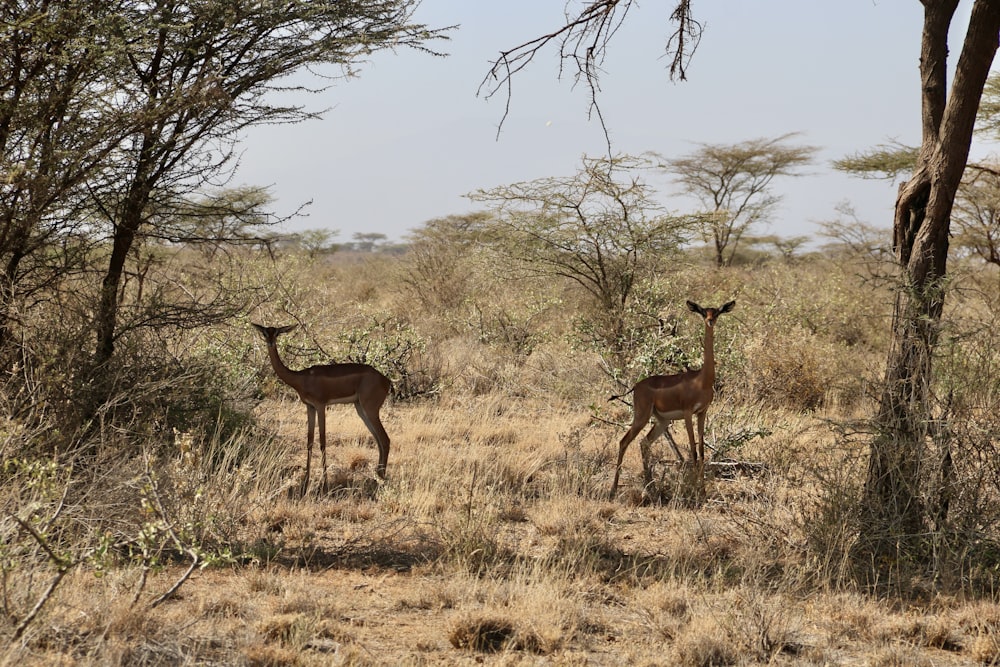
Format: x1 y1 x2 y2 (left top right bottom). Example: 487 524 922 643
611 388 657 499
640 419 668 489
317 405 328 492
661 424 685 462
303 405 316 497
683 414 698 463
696 411 707 462
355 401 391 479
611 420 645 500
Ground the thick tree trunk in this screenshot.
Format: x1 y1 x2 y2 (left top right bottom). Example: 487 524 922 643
859 0 1000 558
94 181 150 367
94 221 137 366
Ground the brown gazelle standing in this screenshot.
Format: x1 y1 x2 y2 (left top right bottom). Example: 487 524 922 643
609 300 735 499
252 323 392 496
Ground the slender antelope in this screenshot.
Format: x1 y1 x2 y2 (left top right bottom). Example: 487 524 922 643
252 323 392 496
609 300 735 499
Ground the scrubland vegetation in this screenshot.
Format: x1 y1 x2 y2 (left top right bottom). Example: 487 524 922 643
6 2 1000 664
2 231 1000 666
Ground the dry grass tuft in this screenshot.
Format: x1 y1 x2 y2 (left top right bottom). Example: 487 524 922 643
671 614 738 667
242 644 301 667
867 645 936 667
448 614 544 654
970 632 1000 665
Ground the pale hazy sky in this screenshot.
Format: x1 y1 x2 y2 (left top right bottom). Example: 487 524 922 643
234 1 993 245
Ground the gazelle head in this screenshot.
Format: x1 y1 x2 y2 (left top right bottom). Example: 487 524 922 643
251 323 297 346
687 300 736 327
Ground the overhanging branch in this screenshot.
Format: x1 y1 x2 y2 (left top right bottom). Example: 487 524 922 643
477 1 701 141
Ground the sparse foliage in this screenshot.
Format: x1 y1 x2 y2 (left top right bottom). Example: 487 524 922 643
469 154 692 350
953 165 1000 266
975 71 1000 137
656 134 818 266
352 232 389 252
832 141 919 182
293 228 340 259
403 213 495 312
478 1 701 140
817 202 894 280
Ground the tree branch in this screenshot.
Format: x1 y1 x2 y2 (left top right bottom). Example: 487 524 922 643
477 1 700 142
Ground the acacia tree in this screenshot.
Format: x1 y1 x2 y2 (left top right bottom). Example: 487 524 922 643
836 74 1000 270
953 166 1000 266
0 1 445 370
0 1 135 353
483 1 1000 564
295 229 340 258
656 134 817 266
858 3 1000 556
89 0 444 367
469 154 693 370
833 141 919 183
403 212 495 311
950 72 1000 268
353 232 388 252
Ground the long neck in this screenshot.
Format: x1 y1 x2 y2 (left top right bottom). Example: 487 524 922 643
701 321 716 384
266 341 301 388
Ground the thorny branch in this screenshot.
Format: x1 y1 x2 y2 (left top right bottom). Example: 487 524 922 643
477 1 702 143
141 457 201 609
9 513 75 640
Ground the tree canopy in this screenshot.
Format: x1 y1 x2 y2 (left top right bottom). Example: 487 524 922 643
656 134 817 266
0 0 447 367
469 154 691 318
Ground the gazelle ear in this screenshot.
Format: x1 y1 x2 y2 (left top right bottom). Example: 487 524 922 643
720 300 736 313
275 324 297 336
687 300 703 315
251 322 268 338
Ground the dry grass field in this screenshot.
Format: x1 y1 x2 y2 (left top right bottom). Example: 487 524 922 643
3 245 1000 666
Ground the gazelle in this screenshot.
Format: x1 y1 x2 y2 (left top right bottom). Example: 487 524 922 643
609 300 735 499
252 323 392 496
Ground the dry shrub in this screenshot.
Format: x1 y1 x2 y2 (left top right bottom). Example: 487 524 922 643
247 570 286 596
969 632 1000 665
885 615 964 652
867 645 935 667
397 585 460 612
258 613 309 644
723 590 800 661
657 516 739 584
532 496 605 537
201 595 250 619
662 587 803 665
670 614 738 667
958 601 1000 664
632 581 692 642
448 615 543 653
257 613 351 651
242 644 301 667
738 327 846 411
444 561 582 656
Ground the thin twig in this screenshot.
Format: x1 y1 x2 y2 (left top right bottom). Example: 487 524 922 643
13 569 68 640
478 1 701 145
8 513 75 640
141 457 202 609
149 555 199 609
